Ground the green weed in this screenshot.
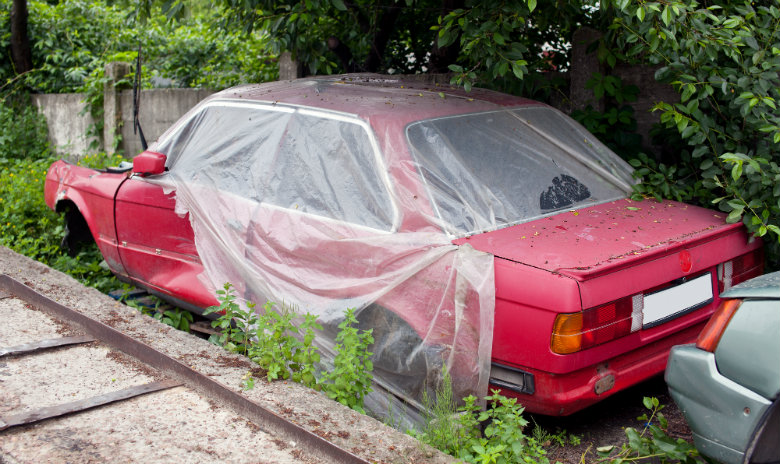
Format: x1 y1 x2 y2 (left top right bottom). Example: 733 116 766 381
248 301 321 387
204 283 256 354
413 373 554 464
531 420 581 449
204 283 374 413
321 308 374 414
593 397 707 464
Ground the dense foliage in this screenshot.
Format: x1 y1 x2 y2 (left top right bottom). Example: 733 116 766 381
205 283 375 413
414 378 555 464
0 100 120 291
208 0 780 268
609 0 780 266
1 0 277 95
214 0 597 83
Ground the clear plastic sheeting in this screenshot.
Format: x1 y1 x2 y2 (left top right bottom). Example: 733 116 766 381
147 92 633 427
150 99 495 427
407 107 633 235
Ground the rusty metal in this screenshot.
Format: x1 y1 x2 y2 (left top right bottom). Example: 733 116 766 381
0 379 181 431
0 335 95 358
189 320 219 336
0 275 370 464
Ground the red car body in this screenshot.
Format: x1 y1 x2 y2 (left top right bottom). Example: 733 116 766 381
45 75 763 416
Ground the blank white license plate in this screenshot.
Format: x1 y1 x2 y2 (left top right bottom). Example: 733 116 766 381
643 273 713 328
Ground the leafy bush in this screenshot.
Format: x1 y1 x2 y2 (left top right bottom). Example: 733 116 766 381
205 283 375 412
0 100 50 162
204 284 322 387
609 0 780 268
571 73 645 159
248 302 321 386
0 99 122 291
0 155 61 263
0 152 122 291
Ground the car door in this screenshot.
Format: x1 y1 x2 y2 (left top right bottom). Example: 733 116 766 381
114 173 217 310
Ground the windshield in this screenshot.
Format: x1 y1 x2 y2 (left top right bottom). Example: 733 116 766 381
406 106 634 235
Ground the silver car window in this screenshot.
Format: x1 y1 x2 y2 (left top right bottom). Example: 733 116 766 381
157 103 394 230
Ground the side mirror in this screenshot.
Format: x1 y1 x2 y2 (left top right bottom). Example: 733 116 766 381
132 151 167 176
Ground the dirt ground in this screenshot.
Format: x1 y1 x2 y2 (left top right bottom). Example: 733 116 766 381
531 375 691 463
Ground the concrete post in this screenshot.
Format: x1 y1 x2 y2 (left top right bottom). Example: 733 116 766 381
570 27 604 112
279 52 303 80
103 61 131 154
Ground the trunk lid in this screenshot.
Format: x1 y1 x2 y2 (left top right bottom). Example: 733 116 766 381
454 199 744 279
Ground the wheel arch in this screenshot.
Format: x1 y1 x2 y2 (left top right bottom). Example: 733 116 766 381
54 198 97 256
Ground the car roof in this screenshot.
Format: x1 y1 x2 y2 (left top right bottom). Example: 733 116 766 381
208 73 543 125
722 271 780 299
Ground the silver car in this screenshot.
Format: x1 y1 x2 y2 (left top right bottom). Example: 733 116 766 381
666 271 780 464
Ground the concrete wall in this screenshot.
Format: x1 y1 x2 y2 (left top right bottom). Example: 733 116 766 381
31 87 213 160
119 88 214 157
31 94 98 160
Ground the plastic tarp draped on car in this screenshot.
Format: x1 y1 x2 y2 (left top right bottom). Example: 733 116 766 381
147 99 494 426
147 95 633 426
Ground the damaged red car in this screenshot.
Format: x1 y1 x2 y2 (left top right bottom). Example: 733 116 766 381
45 75 763 418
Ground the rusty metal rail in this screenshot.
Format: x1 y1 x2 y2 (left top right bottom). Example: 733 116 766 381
0 274 370 464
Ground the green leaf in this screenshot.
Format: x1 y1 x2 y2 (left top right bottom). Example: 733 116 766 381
636 6 646 22
331 0 347 11
527 0 537 12
732 163 743 181
726 208 744 223
661 6 672 26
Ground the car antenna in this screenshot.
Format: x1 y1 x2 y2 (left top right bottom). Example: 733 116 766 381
133 44 148 151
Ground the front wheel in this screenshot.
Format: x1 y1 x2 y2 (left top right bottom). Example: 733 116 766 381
355 304 443 402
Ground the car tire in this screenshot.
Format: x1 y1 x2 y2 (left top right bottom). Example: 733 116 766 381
354 304 444 402
59 203 93 256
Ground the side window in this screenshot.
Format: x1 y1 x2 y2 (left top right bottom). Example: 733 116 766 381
268 113 394 230
157 103 394 230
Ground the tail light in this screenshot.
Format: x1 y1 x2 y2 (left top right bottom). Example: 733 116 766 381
551 247 761 355
718 248 764 292
696 299 741 352
551 295 642 354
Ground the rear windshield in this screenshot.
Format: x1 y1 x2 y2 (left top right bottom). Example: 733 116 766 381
406 106 634 235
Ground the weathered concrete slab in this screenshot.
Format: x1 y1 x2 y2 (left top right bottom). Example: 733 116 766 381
31 94 99 160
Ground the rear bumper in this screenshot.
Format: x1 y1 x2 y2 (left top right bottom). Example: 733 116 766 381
489 321 704 416
665 344 771 464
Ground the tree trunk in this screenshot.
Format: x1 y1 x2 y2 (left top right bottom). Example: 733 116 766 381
428 0 463 73
363 4 401 73
10 0 33 75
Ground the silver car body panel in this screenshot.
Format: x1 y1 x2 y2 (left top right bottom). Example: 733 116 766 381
666 344 771 464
